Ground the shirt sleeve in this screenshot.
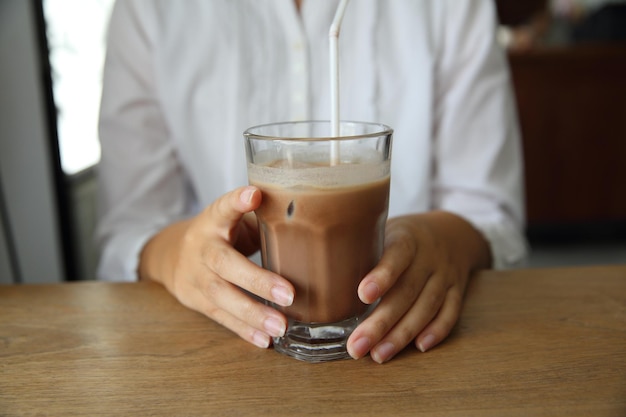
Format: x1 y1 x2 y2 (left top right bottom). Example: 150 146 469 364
432 0 529 269
95 0 193 281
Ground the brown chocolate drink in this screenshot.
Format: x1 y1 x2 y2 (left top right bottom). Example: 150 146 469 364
250 160 390 323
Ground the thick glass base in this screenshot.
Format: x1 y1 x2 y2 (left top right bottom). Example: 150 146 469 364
272 314 365 363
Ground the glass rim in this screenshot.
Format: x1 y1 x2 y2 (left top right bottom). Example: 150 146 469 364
243 120 393 142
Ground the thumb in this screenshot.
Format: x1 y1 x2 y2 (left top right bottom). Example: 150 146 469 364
205 186 262 235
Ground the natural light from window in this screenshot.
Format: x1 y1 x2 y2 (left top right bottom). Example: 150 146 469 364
43 0 115 175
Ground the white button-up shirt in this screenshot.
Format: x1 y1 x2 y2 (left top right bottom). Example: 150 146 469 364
97 0 528 281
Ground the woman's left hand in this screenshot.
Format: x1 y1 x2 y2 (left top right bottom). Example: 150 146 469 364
346 210 491 363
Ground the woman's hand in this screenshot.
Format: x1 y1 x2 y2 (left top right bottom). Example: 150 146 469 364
138 186 295 349
346 211 491 363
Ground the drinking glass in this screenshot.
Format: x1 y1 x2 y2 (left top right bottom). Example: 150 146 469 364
244 120 393 362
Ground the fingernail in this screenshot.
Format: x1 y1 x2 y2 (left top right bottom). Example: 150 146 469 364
372 342 396 364
348 337 371 360
418 334 436 353
264 317 286 338
252 331 270 349
361 282 380 303
271 285 294 306
240 187 255 204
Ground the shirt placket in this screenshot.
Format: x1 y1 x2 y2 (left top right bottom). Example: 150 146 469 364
277 2 311 121
290 38 310 121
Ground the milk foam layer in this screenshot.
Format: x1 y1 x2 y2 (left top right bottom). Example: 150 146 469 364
247 159 390 189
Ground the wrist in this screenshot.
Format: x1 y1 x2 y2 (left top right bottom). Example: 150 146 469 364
138 219 191 287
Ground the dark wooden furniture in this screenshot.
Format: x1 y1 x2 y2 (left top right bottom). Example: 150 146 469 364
509 45 626 232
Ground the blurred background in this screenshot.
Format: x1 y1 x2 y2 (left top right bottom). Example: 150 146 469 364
0 0 625 283
496 0 626 267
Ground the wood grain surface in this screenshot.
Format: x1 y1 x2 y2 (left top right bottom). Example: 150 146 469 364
1 265 625 416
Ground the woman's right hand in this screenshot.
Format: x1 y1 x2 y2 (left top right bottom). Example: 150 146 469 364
138 186 295 348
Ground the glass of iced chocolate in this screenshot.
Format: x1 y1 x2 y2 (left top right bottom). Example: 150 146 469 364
244 120 393 362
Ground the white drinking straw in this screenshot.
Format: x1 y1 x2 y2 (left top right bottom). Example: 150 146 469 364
329 0 350 165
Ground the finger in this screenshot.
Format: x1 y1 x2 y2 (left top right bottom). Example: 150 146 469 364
204 186 262 238
348 271 448 362
202 241 294 307
367 275 449 363
216 311 273 349
347 269 431 360
191 274 288 344
358 227 417 304
205 274 287 337
415 286 464 353
206 302 272 349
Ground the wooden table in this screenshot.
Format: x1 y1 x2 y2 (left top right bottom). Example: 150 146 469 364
1 265 625 416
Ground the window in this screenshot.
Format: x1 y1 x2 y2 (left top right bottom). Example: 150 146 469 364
43 0 115 175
